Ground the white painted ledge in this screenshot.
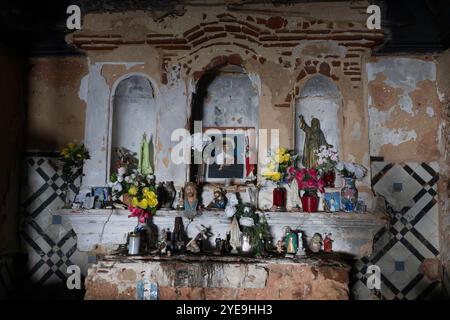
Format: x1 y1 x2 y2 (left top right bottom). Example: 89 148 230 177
59 209 387 258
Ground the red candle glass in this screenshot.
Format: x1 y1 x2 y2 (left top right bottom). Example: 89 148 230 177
273 184 287 212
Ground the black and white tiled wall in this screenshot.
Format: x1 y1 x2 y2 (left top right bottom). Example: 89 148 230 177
352 160 442 300
19 153 88 298
18 155 444 299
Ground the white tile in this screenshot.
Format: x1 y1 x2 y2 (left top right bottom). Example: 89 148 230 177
403 232 436 259
404 193 433 221
412 165 433 183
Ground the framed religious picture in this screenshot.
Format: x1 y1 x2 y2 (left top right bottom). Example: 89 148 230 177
202 128 256 184
324 188 341 212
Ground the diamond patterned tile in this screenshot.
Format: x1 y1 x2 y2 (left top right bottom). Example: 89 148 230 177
353 162 442 300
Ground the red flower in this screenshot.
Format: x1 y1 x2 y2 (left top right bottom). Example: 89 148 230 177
128 206 150 223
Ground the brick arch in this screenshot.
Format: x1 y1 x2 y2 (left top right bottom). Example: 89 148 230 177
275 61 342 108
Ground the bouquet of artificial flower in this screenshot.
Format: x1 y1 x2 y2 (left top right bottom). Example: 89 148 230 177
59 142 90 186
315 146 339 172
262 147 297 183
289 167 325 193
335 162 367 179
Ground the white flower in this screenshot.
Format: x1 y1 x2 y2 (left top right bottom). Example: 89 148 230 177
239 217 255 227
336 162 344 171
117 175 124 183
354 167 365 179
345 162 356 173
124 176 131 183
112 183 123 192
118 167 126 176
225 206 236 218
108 181 115 187
226 193 239 206
131 174 136 180
243 206 251 213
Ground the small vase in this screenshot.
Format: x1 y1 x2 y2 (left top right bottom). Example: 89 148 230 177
341 178 358 212
323 170 336 188
300 189 319 213
273 183 287 212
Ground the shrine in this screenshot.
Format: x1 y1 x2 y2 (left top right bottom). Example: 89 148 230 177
1 0 449 302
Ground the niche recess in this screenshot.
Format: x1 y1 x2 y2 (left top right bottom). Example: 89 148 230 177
110 75 156 173
295 75 342 161
190 65 259 183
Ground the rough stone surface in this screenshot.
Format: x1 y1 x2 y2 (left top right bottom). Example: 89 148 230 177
84 256 350 300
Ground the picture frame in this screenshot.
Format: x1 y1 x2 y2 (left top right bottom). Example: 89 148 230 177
201 128 256 184
324 188 341 212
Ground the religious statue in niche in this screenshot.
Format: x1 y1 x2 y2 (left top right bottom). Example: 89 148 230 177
184 182 199 220
298 115 333 168
138 133 153 175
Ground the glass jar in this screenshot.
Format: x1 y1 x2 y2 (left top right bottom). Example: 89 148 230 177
300 189 319 213
273 183 287 212
341 178 358 212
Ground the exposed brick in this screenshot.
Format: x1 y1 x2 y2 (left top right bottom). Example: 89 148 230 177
305 65 316 74
331 74 339 81
207 32 227 40
266 16 286 30
282 51 292 56
332 61 341 67
275 103 290 108
247 16 255 22
183 25 200 37
256 18 266 24
204 26 225 32
192 36 209 47
228 54 243 66
259 57 266 64
225 25 241 33
319 62 331 76
200 21 219 27
260 35 279 41
187 30 205 42
296 69 307 81
302 22 310 29
242 27 259 38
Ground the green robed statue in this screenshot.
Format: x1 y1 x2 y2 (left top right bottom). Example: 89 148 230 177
138 133 153 175
298 115 333 169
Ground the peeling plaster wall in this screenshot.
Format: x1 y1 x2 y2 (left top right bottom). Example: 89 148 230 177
367 57 441 161
27 57 88 151
436 50 450 294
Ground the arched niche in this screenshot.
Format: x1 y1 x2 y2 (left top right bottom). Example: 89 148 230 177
190 64 259 182
110 74 156 173
295 75 342 161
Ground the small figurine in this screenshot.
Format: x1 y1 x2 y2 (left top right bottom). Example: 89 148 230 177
229 216 242 254
186 225 212 254
241 234 252 254
161 181 176 209
214 234 225 255
284 227 298 258
323 233 333 253
276 240 285 254
207 188 227 210
176 187 185 210
257 233 266 257
172 217 186 252
295 230 306 257
184 182 199 219
309 233 323 253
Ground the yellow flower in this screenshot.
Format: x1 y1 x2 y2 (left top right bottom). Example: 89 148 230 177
67 142 76 149
139 199 148 209
274 154 284 163
60 148 69 156
272 172 282 181
275 147 286 155
148 197 158 208
268 162 275 171
76 153 82 159
132 197 139 207
283 153 290 163
128 185 138 196
262 169 274 177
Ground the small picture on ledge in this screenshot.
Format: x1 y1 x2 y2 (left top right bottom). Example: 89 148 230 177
324 188 341 212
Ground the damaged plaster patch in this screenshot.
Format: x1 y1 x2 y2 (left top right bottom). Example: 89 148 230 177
367 58 436 116
292 40 347 58
369 107 417 155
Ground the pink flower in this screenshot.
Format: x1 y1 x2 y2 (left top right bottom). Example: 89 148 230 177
128 206 149 223
308 168 317 177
